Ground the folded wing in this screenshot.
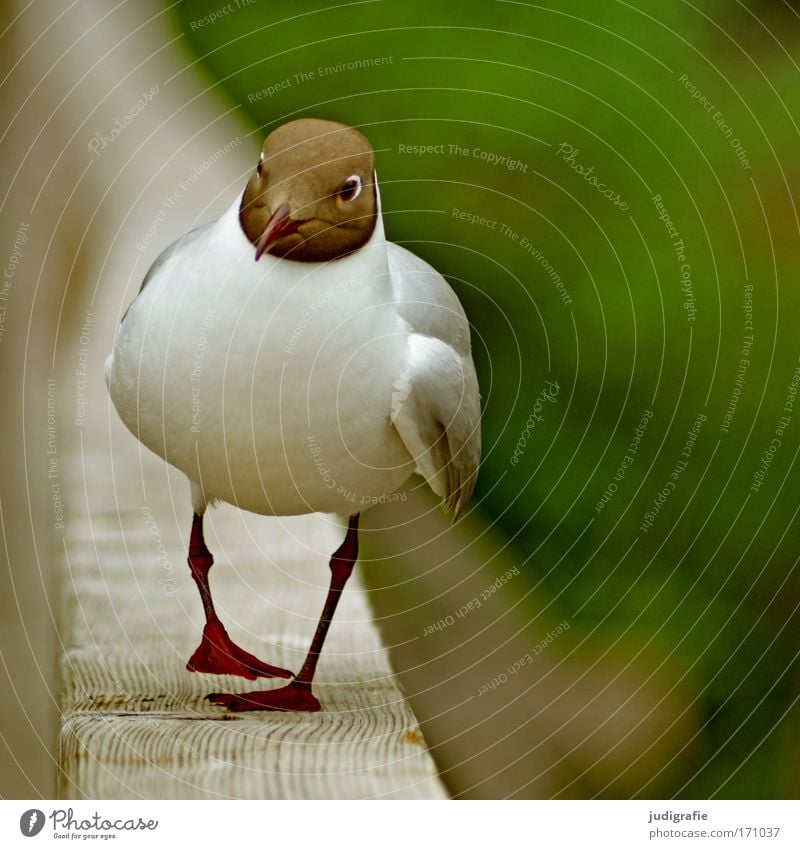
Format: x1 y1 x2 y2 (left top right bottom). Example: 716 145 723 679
388 243 481 518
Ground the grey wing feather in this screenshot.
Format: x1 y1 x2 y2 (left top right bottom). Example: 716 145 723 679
387 242 472 355
138 221 214 294
119 222 215 325
387 243 481 518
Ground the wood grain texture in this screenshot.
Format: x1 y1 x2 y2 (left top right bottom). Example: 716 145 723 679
59 448 446 799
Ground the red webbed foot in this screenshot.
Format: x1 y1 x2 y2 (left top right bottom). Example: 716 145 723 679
187 620 292 680
206 681 321 712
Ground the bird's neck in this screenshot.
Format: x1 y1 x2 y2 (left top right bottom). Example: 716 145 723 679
215 191 393 303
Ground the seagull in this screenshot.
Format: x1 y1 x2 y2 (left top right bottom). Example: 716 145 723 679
106 118 481 712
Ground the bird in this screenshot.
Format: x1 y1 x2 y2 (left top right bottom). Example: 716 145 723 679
106 118 481 712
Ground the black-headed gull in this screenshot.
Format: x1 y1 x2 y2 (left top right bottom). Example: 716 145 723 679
106 118 481 711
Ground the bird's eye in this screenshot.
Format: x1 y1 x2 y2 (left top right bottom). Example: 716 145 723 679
339 175 362 202
257 152 266 176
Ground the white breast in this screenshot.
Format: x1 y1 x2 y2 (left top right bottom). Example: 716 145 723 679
108 193 415 516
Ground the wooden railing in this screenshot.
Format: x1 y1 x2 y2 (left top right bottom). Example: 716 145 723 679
59 449 445 798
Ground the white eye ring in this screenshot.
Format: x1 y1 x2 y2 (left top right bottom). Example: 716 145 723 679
339 174 362 202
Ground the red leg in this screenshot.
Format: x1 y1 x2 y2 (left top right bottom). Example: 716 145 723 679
207 514 360 712
185 512 292 680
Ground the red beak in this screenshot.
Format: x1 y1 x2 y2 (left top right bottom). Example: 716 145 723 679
255 202 299 261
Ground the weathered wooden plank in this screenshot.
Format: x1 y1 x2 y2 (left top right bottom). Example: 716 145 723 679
59 448 446 799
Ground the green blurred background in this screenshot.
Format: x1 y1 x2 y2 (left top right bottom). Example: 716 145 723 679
173 0 800 797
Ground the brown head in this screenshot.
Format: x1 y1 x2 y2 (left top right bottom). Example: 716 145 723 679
239 118 377 263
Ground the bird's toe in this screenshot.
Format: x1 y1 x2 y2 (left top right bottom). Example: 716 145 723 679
205 682 321 712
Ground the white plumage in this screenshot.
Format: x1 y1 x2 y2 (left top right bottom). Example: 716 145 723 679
106 183 480 521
